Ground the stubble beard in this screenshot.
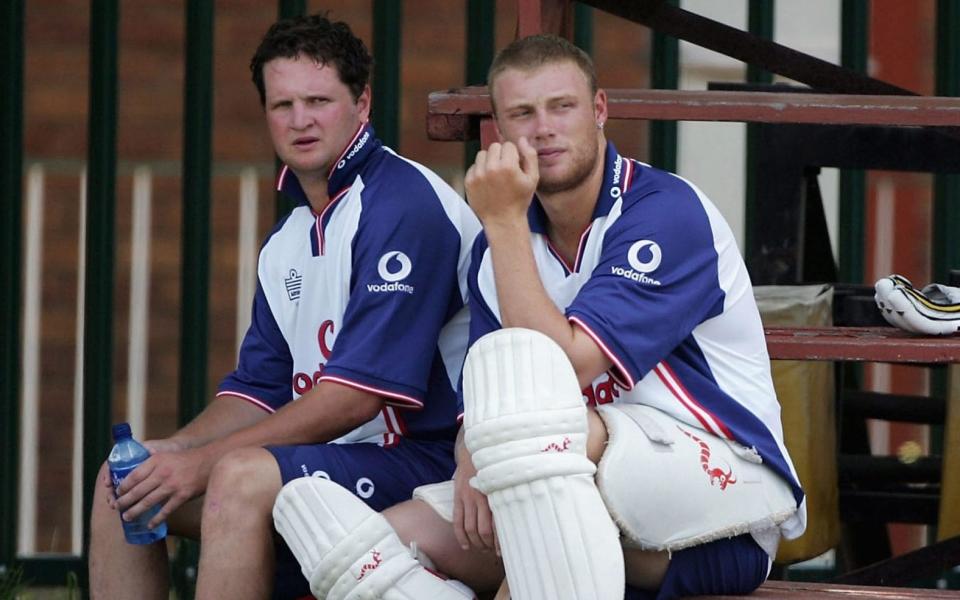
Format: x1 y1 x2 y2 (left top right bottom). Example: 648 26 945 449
536 140 600 195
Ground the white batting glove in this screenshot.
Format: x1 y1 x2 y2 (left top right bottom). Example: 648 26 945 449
875 274 960 336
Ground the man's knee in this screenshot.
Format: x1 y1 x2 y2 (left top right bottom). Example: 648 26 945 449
205 447 282 513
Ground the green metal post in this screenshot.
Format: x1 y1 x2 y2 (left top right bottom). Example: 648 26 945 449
934 0 960 282
373 0 402 150
465 0 495 169
649 0 678 171
82 0 120 591
180 0 214 428
839 0 868 284
574 2 594 54
744 0 774 256
274 0 307 220
172 3 214 596
0 0 24 574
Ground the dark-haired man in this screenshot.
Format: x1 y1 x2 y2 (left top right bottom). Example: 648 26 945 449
89 14 478 599
274 34 805 600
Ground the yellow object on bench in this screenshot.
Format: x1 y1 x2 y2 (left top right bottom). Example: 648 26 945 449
755 285 841 564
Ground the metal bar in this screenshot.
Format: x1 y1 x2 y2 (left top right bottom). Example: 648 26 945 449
464 0 495 171
831 534 960 586
573 2 593 54
648 0 677 172
274 0 307 221
838 455 942 484
82 0 119 592
179 0 214 427
579 0 914 96
427 88 960 141
172 5 215 597
843 390 946 424
373 0 402 149
839 0 869 284
17 556 86 587
765 326 960 364
745 0 774 260
934 0 960 283
0 0 24 571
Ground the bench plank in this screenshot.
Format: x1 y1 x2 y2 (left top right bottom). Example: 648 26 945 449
427 88 960 141
690 580 960 598
765 326 960 363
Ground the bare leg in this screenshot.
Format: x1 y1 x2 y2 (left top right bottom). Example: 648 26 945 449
384 499 504 593
492 579 510 600
89 462 202 600
194 447 282 600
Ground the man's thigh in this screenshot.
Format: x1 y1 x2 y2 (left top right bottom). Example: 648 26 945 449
267 438 455 599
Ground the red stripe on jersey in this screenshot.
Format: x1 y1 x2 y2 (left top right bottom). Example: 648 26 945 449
314 186 351 255
653 361 733 440
568 316 635 390
318 375 424 409
215 391 276 414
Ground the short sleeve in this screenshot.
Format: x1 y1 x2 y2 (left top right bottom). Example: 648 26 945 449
320 173 462 408
566 182 726 389
217 283 293 412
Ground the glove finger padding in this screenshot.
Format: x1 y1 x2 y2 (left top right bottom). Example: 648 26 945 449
462 328 624 600
273 478 475 600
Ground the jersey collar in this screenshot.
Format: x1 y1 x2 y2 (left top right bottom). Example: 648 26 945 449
275 122 382 207
526 140 632 234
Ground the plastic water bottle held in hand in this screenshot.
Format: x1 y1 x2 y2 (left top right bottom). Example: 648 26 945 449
108 422 167 544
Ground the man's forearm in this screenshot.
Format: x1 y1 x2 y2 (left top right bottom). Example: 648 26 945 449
195 381 383 467
168 394 269 449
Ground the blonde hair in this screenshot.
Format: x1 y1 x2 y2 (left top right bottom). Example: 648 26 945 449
487 34 597 112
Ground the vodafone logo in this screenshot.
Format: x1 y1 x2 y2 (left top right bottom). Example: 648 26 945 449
611 240 662 286
369 251 415 294
377 251 412 282
627 240 662 273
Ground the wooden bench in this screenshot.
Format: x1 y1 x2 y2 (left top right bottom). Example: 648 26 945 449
691 580 960 599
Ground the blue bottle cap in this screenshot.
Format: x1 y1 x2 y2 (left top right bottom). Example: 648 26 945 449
112 422 132 441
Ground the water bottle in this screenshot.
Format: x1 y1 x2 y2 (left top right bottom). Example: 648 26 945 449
108 422 167 544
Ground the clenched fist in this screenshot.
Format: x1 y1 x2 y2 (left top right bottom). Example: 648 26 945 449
464 137 539 227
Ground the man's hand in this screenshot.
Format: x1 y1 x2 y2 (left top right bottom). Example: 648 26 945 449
452 443 498 554
464 137 539 227
113 445 213 529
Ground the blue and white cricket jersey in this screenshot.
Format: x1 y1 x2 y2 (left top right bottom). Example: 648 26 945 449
467 141 806 540
219 124 480 446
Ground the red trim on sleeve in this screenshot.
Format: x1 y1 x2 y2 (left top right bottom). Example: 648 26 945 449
215 391 276 414
318 375 425 409
568 316 635 390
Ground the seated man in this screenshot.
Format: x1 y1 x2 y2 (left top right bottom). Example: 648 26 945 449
88 13 479 600
272 34 806 600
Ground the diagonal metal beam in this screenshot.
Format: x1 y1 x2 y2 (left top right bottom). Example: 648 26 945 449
580 0 914 96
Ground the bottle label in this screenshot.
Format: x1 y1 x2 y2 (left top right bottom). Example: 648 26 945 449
110 465 138 492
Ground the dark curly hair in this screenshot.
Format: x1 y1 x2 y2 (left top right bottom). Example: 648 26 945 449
250 13 372 106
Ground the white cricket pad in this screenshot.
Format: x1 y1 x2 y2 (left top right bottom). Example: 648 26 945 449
273 477 475 600
462 328 624 600
875 274 960 336
596 403 798 552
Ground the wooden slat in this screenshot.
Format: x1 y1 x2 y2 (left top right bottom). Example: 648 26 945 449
691 580 960 599
765 327 960 363
940 365 960 540
427 88 960 141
